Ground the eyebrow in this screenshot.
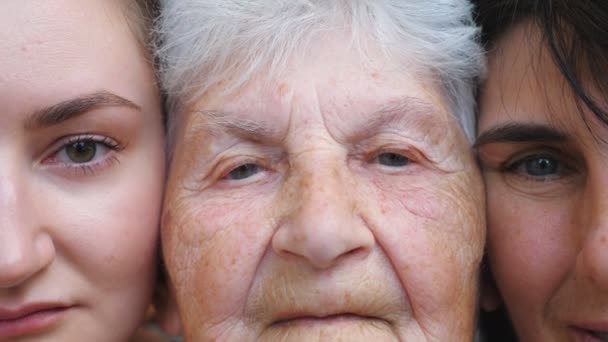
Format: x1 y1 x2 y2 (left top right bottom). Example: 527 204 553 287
475 123 568 147
347 97 444 142
25 91 140 130
199 110 284 143
196 97 444 144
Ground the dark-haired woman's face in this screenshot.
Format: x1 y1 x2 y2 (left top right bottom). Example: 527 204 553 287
477 22 608 342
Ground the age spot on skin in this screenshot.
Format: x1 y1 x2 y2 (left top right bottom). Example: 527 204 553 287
278 82 289 97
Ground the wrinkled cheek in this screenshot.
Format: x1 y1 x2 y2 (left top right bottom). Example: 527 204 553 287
162 200 273 330
372 181 483 337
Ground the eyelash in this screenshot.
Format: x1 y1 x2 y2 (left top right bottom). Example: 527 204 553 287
41 134 125 177
216 157 270 183
365 145 423 169
499 148 576 182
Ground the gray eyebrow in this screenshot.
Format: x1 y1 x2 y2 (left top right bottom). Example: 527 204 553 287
194 96 445 144
197 109 284 143
25 91 140 130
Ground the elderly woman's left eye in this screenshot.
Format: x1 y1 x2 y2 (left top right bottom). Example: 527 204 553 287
376 152 410 167
227 163 260 180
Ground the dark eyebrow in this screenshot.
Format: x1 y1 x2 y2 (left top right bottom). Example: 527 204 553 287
25 91 140 130
475 123 568 147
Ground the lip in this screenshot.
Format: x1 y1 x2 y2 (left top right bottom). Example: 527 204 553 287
0 303 70 338
272 310 390 329
572 325 608 342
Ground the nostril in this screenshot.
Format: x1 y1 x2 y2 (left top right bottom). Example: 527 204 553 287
0 234 55 288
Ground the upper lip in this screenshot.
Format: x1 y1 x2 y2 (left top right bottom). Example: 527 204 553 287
0 303 69 321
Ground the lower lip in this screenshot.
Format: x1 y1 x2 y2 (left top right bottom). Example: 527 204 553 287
572 327 608 342
0 307 68 339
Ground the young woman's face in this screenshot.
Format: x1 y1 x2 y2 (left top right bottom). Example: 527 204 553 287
477 22 608 341
0 1 165 341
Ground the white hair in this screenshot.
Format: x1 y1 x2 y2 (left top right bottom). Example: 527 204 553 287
155 0 485 142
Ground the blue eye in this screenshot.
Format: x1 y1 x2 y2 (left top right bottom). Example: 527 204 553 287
227 163 260 180
377 152 409 167
524 156 559 176
510 155 562 178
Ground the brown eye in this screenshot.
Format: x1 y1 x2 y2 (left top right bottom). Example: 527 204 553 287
65 141 97 163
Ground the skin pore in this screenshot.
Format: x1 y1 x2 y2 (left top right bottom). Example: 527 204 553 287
0 0 164 341
477 21 608 342
162 36 485 341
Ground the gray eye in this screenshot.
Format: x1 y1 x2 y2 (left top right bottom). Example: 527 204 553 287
377 152 409 167
227 163 260 180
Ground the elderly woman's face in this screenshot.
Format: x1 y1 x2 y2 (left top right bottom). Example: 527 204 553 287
477 22 608 341
163 40 485 341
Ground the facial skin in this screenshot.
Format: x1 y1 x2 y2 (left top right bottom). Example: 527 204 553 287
163 36 485 341
477 22 608 342
0 1 165 341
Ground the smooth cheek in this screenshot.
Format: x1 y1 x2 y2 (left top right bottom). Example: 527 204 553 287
48 144 164 338
370 168 485 336
486 174 575 338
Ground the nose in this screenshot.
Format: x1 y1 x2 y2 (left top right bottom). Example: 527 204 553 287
577 176 608 289
0 167 55 288
272 164 374 269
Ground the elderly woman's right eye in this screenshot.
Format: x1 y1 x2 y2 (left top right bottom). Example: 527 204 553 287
227 163 260 180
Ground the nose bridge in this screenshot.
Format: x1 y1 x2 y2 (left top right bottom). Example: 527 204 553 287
272 154 374 269
0 158 53 288
297 157 352 220
578 169 608 288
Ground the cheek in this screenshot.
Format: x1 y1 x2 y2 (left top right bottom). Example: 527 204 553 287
486 180 575 317
67 180 161 286
162 191 275 327
369 172 485 317
374 171 485 258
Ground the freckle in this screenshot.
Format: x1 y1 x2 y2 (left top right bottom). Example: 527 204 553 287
278 82 289 96
332 167 339 179
299 173 311 190
370 72 379 79
344 292 352 305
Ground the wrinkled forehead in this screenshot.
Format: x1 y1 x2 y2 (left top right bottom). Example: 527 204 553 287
181 40 457 137
176 66 467 164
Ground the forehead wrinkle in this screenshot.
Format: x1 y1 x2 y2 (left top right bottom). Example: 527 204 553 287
193 109 286 144
345 96 450 144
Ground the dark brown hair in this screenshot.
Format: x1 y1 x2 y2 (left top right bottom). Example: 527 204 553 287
474 1 608 340
475 0 608 126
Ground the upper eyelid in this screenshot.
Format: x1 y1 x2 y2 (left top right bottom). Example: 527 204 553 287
39 134 123 164
48 134 121 152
